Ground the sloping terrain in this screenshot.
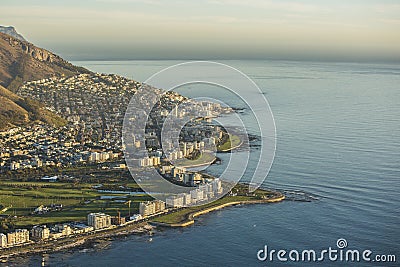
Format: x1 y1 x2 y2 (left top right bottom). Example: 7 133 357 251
0 31 90 91
0 84 66 130
0 30 90 130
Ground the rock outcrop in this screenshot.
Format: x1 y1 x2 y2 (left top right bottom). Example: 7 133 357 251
0 26 26 41
0 31 90 90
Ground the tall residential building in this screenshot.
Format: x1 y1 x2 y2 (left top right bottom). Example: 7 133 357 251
184 173 202 186
152 156 161 166
154 200 166 212
111 211 126 226
87 213 112 230
179 193 192 206
212 178 223 194
7 229 30 246
10 161 20 170
139 156 161 167
139 200 166 217
139 201 155 216
190 188 205 203
0 233 7 248
166 195 184 208
172 167 186 178
182 142 187 157
54 224 73 236
31 225 50 240
205 183 215 199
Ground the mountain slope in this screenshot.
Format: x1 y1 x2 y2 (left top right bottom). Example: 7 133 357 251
0 29 90 130
0 31 90 91
0 93 28 129
0 84 67 130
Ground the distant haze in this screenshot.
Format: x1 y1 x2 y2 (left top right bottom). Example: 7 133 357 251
1 0 400 62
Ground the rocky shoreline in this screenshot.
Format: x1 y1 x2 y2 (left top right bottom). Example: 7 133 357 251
0 222 153 260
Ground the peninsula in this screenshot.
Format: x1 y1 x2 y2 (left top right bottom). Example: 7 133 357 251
0 27 285 259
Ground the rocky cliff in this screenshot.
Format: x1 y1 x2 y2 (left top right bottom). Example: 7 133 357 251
0 31 90 91
0 26 26 41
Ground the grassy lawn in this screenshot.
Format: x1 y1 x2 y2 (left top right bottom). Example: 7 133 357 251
0 184 99 215
0 181 152 228
12 196 152 227
175 151 216 167
0 177 275 228
217 134 241 151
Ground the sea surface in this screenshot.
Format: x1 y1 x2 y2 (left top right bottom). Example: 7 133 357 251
12 60 400 266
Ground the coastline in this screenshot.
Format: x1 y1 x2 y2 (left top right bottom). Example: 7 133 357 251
0 222 152 259
174 153 217 168
177 133 245 168
151 192 285 227
0 191 285 259
217 134 243 152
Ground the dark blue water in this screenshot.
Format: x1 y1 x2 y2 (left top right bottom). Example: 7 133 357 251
18 60 400 266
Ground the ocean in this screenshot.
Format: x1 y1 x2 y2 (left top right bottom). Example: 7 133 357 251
11 60 400 266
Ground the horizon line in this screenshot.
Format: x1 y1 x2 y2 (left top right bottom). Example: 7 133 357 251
67 57 400 65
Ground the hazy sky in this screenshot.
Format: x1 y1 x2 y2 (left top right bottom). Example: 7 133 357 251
2 0 400 61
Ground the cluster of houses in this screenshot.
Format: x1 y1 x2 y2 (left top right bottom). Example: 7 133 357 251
1 73 139 172
1 72 229 178
0 123 122 172
19 73 140 144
